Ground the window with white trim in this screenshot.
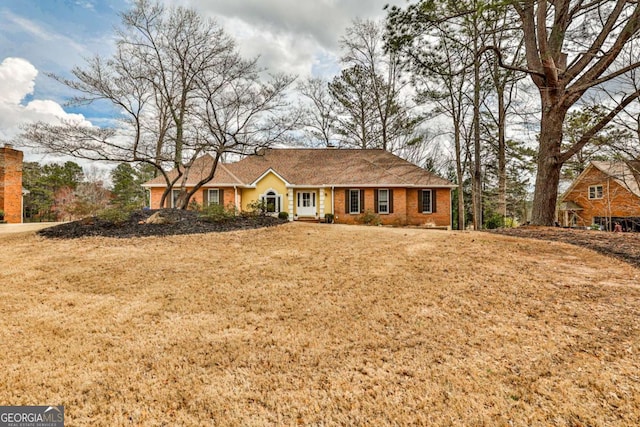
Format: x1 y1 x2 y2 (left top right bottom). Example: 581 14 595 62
262 190 281 213
421 189 432 213
378 189 389 214
588 185 603 199
349 189 360 214
208 189 220 205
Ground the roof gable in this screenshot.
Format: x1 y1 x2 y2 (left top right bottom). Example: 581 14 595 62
250 168 291 187
561 161 640 201
591 161 640 197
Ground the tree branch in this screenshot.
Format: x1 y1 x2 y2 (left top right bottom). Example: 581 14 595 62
559 89 640 163
479 46 545 78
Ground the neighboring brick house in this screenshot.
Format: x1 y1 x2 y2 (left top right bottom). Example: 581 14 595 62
558 161 640 231
0 144 25 224
142 148 456 227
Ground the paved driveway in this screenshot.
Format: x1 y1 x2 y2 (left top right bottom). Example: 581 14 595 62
0 222 61 235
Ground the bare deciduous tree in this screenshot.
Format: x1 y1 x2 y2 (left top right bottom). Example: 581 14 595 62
20 0 296 209
509 0 640 225
296 77 339 147
387 0 640 225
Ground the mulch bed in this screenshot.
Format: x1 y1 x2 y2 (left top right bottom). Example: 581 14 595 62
37 209 287 239
488 226 640 268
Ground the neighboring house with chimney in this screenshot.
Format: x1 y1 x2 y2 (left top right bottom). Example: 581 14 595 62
558 161 640 231
0 144 26 224
142 148 456 227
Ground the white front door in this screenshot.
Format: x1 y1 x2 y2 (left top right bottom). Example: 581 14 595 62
297 191 316 217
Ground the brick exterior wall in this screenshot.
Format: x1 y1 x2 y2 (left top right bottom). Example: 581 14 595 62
0 146 24 224
562 167 640 227
148 187 236 209
333 187 452 227
146 185 453 227
406 188 452 227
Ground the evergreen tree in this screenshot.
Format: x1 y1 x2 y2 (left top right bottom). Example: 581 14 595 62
22 161 84 221
111 163 148 209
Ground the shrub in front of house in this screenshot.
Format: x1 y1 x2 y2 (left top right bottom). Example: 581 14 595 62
244 200 268 217
97 207 133 225
188 199 202 211
357 209 381 226
278 211 289 220
199 203 235 222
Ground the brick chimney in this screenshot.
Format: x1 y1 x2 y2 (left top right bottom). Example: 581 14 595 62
0 144 24 223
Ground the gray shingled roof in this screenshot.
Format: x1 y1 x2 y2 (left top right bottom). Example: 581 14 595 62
143 148 455 188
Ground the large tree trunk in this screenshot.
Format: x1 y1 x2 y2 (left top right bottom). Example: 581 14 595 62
497 85 507 221
454 123 465 230
471 23 483 230
531 105 567 225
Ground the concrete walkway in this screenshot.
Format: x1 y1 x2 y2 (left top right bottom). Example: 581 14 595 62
0 222 61 235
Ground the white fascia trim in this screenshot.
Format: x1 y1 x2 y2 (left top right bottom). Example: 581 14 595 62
143 182 457 189
250 168 291 187
287 184 329 189
142 183 244 188
328 184 457 188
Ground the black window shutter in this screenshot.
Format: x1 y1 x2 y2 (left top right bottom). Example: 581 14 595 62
360 189 365 213
203 189 209 206
219 189 224 205
432 190 437 213
374 188 379 213
345 189 350 214
389 189 394 213
418 189 423 213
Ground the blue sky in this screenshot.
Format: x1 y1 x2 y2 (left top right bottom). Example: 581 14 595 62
0 0 400 159
1 0 125 105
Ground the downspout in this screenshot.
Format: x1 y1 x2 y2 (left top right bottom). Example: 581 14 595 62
234 186 239 215
331 186 335 220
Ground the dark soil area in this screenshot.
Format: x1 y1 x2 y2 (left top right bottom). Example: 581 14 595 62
37 209 287 239
489 226 640 268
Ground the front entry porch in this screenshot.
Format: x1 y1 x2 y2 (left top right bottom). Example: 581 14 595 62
296 191 316 217
288 188 329 221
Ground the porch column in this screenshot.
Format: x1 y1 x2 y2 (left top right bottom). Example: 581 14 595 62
287 188 294 221
319 187 325 219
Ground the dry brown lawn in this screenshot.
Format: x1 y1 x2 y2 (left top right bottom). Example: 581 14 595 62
1 223 639 426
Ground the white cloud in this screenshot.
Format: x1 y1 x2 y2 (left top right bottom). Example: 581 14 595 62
175 0 402 78
0 57 91 142
0 57 37 104
75 1 97 10
1 10 54 41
